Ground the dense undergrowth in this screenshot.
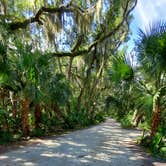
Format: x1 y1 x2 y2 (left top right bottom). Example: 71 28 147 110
0 108 106 144
0 0 166 161
108 109 166 159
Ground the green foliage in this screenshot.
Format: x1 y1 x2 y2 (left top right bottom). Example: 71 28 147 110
0 108 8 127
140 131 166 159
160 147 166 158
63 110 89 129
120 114 133 128
0 0 151 150
94 111 106 124
138 121 149 131
107 53 134 83
62 97 106 129
140 135 153 148
64 108 91 129
47 74 71 106
137 22 166 72
0 131 13 144
31 128 45 137
0 41 7 68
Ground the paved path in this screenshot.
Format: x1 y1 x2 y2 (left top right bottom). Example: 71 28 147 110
0 119 165 166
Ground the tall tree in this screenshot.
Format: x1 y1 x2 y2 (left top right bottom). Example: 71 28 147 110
136 22 166 137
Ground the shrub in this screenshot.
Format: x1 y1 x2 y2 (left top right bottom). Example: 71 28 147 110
120 114 133 128
0 131 13 144
31 128 45 137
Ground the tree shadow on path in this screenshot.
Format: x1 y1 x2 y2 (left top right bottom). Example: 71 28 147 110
0 119 165 166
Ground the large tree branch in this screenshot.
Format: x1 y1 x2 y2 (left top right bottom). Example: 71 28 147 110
50 0 137 58
9 0 137 58
9 4 85 30
88 0 137 51
49 49 89 58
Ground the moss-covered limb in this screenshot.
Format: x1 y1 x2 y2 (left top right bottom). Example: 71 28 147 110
9 4 85 31
49 49 88 58
48 0 137 59
9 0 137 59
88 0 137 51
71 35 84 52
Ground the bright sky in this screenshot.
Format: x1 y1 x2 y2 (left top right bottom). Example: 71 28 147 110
128 0 166 51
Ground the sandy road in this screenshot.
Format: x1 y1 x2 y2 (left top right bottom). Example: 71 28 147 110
0 119 165 166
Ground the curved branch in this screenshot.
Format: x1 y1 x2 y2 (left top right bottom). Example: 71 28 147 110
46 0 137 58
88 0 137 51
49 49 88 58
9 4 85 30
9 0 137 59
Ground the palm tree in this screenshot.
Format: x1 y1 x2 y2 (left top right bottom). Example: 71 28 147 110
136 21 166 137
0 39 48 136
105 52 134 119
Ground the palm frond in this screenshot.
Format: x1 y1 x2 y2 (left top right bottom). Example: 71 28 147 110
136 20 166 75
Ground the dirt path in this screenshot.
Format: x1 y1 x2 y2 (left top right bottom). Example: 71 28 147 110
0 119 165 166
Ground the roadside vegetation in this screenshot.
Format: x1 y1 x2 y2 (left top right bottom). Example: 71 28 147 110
106 23 166 158
0 0 165 159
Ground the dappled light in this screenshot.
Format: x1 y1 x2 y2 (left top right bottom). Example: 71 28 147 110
1 119 164 166
0 0 166 165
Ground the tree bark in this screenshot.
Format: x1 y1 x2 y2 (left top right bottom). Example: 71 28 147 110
150 99 161 137
21 98 30 136
9 92 17 118
0 0 6 15
67 57 74 80
34 104 42 129
77 88 84 112
133 113 144 127
53 103 63 121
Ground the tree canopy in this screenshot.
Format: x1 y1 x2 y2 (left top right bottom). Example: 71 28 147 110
0 0 166 160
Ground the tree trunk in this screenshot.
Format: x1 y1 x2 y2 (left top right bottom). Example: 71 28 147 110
34 104 42 129
0 0 6 15
67 57 74 80
53 103 63 121
9 91 17 118
21 98 30 136
77 88 84 112
133 112 144 127
150 99 161 137
12 99 17 118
